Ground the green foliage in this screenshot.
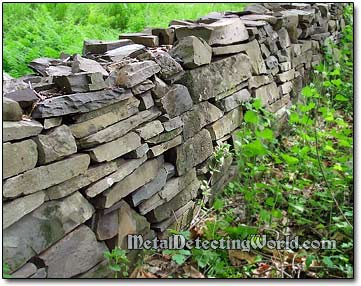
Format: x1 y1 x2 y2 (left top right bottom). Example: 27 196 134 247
3 3 247 77
104 247 129 278
3 263 11 279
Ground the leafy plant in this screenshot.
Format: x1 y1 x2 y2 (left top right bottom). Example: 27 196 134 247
104 247 129 278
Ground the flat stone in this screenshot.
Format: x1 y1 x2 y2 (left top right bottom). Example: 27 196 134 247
104 44 146 62
146 127 183 145
78 260 112 279
38 225 107 278
119 33 159 47
276 69 295 83
4 88 38 110
137 91 154 110
169 36 212 68
148 135 182 158
46 160 121 200
44 117 63 129
30 268 47 278
3 154 90 198
70 96 139 139
215 89 251 112
182 101 223 140
158 84 193 118
175 18 249 46
244 3 271 14
35 125 77 164
88 132 141 163
29 58 72 77
152 50 184 83
3 192 94 272
278 28 291 49
95 157 164 208
151 76 169 99
3 139 38 179
131 79 154 95
280 81 293 95
3 191 46 230
124 143 149 159
54 72 106 93
248 75 273 89
206 107 243 140
11 263 37 278
279 61 292 72
3 120 43 143
85 156 147 198
179 53 252 102
3 97 23 121
72 54 108 76
83 39 133 55
78 107 161 149
116 60 161 88
162 116 183 132
94 210 118 240
152 28 175 45
279 11 299 43
32 89 132 118
240 14 278 25
254 81 280 106
135 120 164 140
260 43 271 58
171 129 213 176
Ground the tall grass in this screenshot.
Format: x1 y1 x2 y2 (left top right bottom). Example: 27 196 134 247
3 3 247 77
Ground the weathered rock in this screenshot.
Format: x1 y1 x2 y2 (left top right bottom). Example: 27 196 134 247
158 84 193 118
248 74 273 89
171 129 213 175
104 44 146 62
175 18 249 46
11 263 37 278
72 54 108 76
152 50 184 83
169 36 212 68
85 156 147 198
3 191 46 229
279 61 292 72
33 89 132 118
206 107 243 140
280 11 299 43
3 97 23 121
35 125 77 164
83 39 133 55
30 268 47 279
254 81 280 106
240 14 277 25
244 3 271 14
162 116 183 132
54 72 106 93
148 135 182 157
260 43 271 58
137 91 154 110
265 56 279 69
78 107 161 149
135 120 164 140
3 154 90 198
3 73 29 94
280 81 293 95
28 58 72 77
3 192 94 272
4 88 38 110
37 225 107 278
179 53 252 102
278 28 291 49
46 160 121 200
94 210 118 240
78 260 112 279
116 61 161 88
152 28 175 45
70 96 139 139
44 117 63 129
215 89 251 112
131 79 154 95
3 120 43 143
276 69 295 83
182 101 223 140
151 76 169 99
119 33 159 47
124 143 149 159
3 139 38 179
88 132 141 163
95 157 164 208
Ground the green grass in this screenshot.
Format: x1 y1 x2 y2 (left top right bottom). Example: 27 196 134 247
3 3 247 77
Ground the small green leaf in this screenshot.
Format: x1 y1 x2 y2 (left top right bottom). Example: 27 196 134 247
213 199 224 210
335 94 348 101
258 128 274 140
244 110 259 124
172 254 187 265
302 86 313 97
281 154 299 165
306 255 315 268
323 256 335 268
252 98 262 109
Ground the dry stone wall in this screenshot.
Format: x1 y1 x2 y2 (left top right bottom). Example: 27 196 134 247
2 3 346 278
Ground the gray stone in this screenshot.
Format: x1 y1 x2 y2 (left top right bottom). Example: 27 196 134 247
279 61 292 72
72 54 108 76
46 160 121 200
94 210 118 240
179 53 252 102
276 69 295 83
215 89 251 112
151 76 169 99
88 132 141 163
254 81 280 106
148 135 182 157
152 50 184 83
278 28 291 49
171 129 213 176
37 225 107 278
85 156 147 198
28 58 72 77
30 268 47 278
138 91 154 110
78 260 112 279
158 84 193 118
3 139 38 179
104 44 146 62
3 97 23 121
119 33 159 47
280 81 293 95
35 125 77 164
131 79 154 95
124 143 149 159
3 192 94 272
162 116 183 132
54 72 106 93
206 108 243 140
248 75 273 89
244 3 271 14
152 28 175 45
78 107 161 149
83 39 133 55
3 120 43 143
260 43 271 58
11 263 37 278
44 117 62 129
70 96 139 139
169 36 212 68
3 191 46 230
116 60 160 88
95 157 164 208
146 127 183 145
175 18 249 46
240 14 277 25
280 11 299 43
182 101 223 140
136 120 164 140
265 56 279 69
32 89 132 118
3 154 90 198
4 88 38 110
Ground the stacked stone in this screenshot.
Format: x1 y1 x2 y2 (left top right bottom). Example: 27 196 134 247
2 3 346 278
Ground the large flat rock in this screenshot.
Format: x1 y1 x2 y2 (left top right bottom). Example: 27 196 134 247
3 120 43 143
158 84 193 118
3 97 23 121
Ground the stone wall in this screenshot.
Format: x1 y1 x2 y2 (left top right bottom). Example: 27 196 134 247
2 3 346 278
